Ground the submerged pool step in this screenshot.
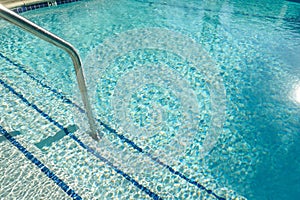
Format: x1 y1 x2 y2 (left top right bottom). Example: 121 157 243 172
0 54 246 199
0 76 230 200
0 84 153 199
0 73 154 199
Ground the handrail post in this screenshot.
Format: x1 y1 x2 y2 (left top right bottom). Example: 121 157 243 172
0 4 101 141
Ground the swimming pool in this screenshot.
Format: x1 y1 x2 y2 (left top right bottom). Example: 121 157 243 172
0 0 299 199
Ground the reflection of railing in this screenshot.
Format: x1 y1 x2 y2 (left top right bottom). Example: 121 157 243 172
0 4 101 141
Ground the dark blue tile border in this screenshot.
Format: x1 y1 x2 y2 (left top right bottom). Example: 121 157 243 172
56 0 80 6
0 52 226 200
12 0 80 14
13 2 49 13
0 125 82 200
0 78 162 200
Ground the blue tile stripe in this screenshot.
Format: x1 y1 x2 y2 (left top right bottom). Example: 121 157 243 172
0 125 82 200
0 78 162 200
0 52 226 200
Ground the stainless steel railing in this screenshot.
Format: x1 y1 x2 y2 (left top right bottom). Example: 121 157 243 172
0 4 101 141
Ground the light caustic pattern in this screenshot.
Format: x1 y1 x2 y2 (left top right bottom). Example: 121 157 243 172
83 28 226 163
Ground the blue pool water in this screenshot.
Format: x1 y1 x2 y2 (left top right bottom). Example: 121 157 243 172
0 0 300 199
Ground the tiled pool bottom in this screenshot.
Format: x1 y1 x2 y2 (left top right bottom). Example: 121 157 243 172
0 53 247 199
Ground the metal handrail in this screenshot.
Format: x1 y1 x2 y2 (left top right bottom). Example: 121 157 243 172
0 4 101 141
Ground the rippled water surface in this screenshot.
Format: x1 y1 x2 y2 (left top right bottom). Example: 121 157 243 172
1 0 300 199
